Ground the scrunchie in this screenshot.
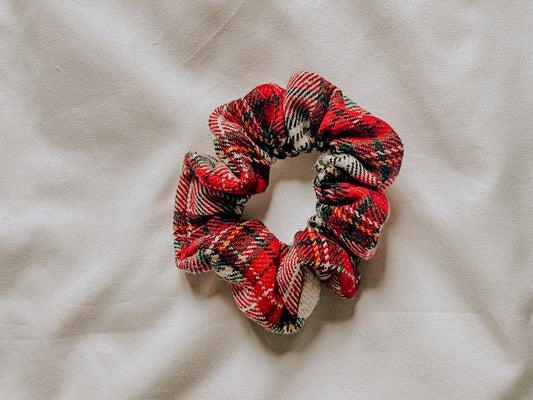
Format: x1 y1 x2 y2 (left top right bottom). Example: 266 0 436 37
173 72 403 334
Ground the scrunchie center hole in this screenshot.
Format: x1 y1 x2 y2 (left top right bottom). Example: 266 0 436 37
242 151 319 244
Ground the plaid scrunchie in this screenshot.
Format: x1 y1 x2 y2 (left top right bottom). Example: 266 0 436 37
173 72 403 333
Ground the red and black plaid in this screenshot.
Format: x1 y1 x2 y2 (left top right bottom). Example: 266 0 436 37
174 72 403 333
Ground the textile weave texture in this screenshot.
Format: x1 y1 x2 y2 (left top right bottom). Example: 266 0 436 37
173 72 403 333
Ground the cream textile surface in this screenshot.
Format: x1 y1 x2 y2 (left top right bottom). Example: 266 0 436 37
2 1 532 399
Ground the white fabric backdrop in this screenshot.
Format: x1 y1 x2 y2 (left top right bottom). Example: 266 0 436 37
2 1 532 399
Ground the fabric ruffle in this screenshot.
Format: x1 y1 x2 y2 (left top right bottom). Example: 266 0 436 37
173 71 403 333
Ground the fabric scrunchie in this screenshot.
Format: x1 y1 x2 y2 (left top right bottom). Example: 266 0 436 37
173 72 403 334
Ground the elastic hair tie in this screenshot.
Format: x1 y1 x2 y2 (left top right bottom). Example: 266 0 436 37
173 72 403 334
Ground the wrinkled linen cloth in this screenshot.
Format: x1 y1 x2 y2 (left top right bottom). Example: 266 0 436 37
1 1 532 399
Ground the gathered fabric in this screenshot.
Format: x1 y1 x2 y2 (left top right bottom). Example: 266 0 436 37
173 71 403 333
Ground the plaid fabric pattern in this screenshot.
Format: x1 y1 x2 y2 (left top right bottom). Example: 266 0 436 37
174 72 403 333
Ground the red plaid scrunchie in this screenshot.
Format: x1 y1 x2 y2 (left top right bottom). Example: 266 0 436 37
174 72 403 333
